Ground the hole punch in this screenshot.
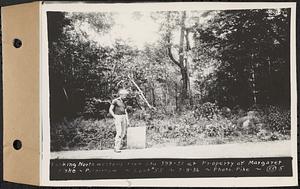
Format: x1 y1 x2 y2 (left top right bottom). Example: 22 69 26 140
13 38 22 48
13 140 22 150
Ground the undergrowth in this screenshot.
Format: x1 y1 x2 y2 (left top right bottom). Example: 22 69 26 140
51 104 291 151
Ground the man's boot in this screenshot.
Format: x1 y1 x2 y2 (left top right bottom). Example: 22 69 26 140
114 138 122 153
114 147 121 153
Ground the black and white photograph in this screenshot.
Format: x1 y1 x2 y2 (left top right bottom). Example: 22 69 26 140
40 2 297 187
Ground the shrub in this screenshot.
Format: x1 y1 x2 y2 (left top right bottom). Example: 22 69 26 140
203 117 236 137
52 104 291 151
181 111 198 126
146 111 201 146
234 111 262 135
51 117 83 151
232 105 246 117
257 129 290 141
220 107 232 118
150 108 166 120
83 98 111 119
262 106 290 134
203 124 222 137
256 129 270 141
51 117 115 151
194 102 220 120
131 109 151 121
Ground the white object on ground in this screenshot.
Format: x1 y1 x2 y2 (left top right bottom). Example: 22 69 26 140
127 126 146 149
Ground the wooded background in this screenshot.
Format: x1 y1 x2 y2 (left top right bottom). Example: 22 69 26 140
48 9 291 151
48 8 290 121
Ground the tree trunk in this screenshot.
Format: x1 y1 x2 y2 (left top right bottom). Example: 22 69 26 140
166 11 189 109
175 83 178 111
266 56 272 103
151 86 156 107
250 53 257 105
180 67 189 104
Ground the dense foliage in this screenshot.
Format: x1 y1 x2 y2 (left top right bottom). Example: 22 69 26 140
193 9 290 108
47 9 292 151
51 104 290 151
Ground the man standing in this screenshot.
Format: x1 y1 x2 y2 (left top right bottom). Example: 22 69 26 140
109 89 129 153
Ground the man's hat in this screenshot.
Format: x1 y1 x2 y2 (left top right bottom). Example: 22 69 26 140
118 89 129 95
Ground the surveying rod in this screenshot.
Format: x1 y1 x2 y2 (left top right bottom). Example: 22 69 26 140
128 76 154 110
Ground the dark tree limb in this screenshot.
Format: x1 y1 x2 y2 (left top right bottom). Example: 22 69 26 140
167 46 181 68
166 11 181 68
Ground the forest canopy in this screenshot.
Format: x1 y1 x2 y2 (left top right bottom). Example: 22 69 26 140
47 8 291 121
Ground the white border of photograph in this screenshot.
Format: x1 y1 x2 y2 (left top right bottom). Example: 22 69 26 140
40 1 298 187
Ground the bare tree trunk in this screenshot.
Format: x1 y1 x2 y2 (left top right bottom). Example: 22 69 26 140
179 11 188 106
180 67 189 102
250 53 257 105
165 83 169 106
165 68 169 107
185 30 193 106
151 86 156 107
175 83 178 111
266 56 272 103
166 11 189 109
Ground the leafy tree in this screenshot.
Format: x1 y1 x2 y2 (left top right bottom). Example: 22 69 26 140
151 11 193 108
193 9 290 108
48 12 118 120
